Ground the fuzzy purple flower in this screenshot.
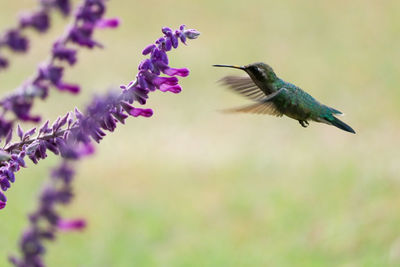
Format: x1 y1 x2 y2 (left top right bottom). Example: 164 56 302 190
4 30 29 52
1 25 199 211
0 0 119 139
52 43 77 65
0 0 73 71
20 11 50 33
9 161 80 265
2 22 199 267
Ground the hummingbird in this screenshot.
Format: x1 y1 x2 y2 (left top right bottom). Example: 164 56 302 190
213 62 356 134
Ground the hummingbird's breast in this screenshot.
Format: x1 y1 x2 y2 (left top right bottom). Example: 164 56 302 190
274 84 317 121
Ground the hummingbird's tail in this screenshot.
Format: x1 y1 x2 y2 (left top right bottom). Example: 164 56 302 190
323 115 356 134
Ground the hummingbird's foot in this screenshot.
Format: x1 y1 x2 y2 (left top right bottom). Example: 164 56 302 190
299 120 309 128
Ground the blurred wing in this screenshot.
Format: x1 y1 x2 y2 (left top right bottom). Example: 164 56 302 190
223 101 283 117
219 75 267 101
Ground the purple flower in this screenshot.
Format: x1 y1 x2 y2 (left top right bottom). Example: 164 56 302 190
142 44 156 55
20 11 50 33
4 23 199 267
10 161 77 265
54 0 72 16
8 97 41 122
0 56 9 69
0 117 13 137
0 190 7 202
52 44 77 65
76 0 106 23
69 25 99 48
120 102 153 117
5 30 29 52
0 0 74 71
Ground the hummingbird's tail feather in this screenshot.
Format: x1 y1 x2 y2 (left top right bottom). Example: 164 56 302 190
222 102 283 117
324 115 356 134
324 105 343 115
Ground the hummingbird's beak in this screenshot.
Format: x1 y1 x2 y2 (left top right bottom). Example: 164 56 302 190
212 64 245 70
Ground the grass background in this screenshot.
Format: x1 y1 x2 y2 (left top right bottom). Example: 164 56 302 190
1 0 400 266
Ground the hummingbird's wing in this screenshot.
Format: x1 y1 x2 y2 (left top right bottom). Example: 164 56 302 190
223 101 283 117
218 75 267 101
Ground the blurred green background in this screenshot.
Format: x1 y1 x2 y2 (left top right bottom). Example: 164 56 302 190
1 0 400 266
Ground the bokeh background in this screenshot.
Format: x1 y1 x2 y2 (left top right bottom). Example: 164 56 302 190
1 0 400 266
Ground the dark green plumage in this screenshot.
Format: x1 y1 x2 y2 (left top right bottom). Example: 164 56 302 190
213 62 355 134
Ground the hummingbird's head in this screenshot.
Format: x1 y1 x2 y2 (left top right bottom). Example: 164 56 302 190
243 62 277 82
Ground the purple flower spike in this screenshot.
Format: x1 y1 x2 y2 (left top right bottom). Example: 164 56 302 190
4 23 199 267
129 25 200 98
0 0 75 71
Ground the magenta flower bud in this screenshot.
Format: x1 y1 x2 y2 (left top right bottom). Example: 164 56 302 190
161 66 189 77
56 83 80 94
129 108 153 117
96 18 120 28
120 102 153 117
142 44 156 55
159 84 182 93
57 219 87 231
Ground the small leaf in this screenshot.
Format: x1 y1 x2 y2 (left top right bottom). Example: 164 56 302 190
17 125 23 141
23 128 37 141
39 120 50 135
58 113 70 130
74 108 84 120
5 129 12 146
52 117 61 132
